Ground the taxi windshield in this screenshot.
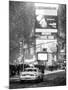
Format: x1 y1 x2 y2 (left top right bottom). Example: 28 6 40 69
25 69 37 72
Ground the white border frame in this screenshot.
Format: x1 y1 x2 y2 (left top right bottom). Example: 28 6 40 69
0 0 67 90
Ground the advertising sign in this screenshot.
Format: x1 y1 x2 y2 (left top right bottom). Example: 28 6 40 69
37 53 47 61
36 9 57 16
35 15 58 29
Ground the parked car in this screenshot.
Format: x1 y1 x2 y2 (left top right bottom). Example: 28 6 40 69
19 67 43 81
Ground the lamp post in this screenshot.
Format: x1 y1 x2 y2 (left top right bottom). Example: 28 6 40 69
23 40 24 72
19 40 24 72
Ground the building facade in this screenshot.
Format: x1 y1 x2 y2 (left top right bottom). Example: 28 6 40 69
34 3 58 66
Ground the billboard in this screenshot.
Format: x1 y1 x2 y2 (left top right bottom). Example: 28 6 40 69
37 53 47 61
35 15 58 29
36 39 57 52
35 29 57 33
36 9 57 16
36 39 57 45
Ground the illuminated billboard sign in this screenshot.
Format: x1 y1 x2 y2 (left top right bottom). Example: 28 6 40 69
35 15 58 29
37 53 47 61
36 9 57 16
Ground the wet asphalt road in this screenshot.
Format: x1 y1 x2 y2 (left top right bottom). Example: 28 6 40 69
9 71 66 89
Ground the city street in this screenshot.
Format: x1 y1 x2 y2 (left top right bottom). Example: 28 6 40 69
9 2 66 89
9 70 66 89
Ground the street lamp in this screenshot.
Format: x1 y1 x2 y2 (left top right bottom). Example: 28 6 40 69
19 40 24 72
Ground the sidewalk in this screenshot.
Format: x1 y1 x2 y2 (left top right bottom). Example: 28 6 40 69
44 69 65 75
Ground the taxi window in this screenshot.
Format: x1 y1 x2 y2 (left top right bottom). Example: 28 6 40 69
25 69 37 72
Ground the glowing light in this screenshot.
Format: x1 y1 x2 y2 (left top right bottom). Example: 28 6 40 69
36 15 43 21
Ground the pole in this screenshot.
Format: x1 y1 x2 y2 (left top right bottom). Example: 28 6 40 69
20 41 24 72
23 40 24 72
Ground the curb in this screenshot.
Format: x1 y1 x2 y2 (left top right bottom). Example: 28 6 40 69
44 70 65 75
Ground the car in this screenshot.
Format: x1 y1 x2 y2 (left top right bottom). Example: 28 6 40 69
19 67 43 81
